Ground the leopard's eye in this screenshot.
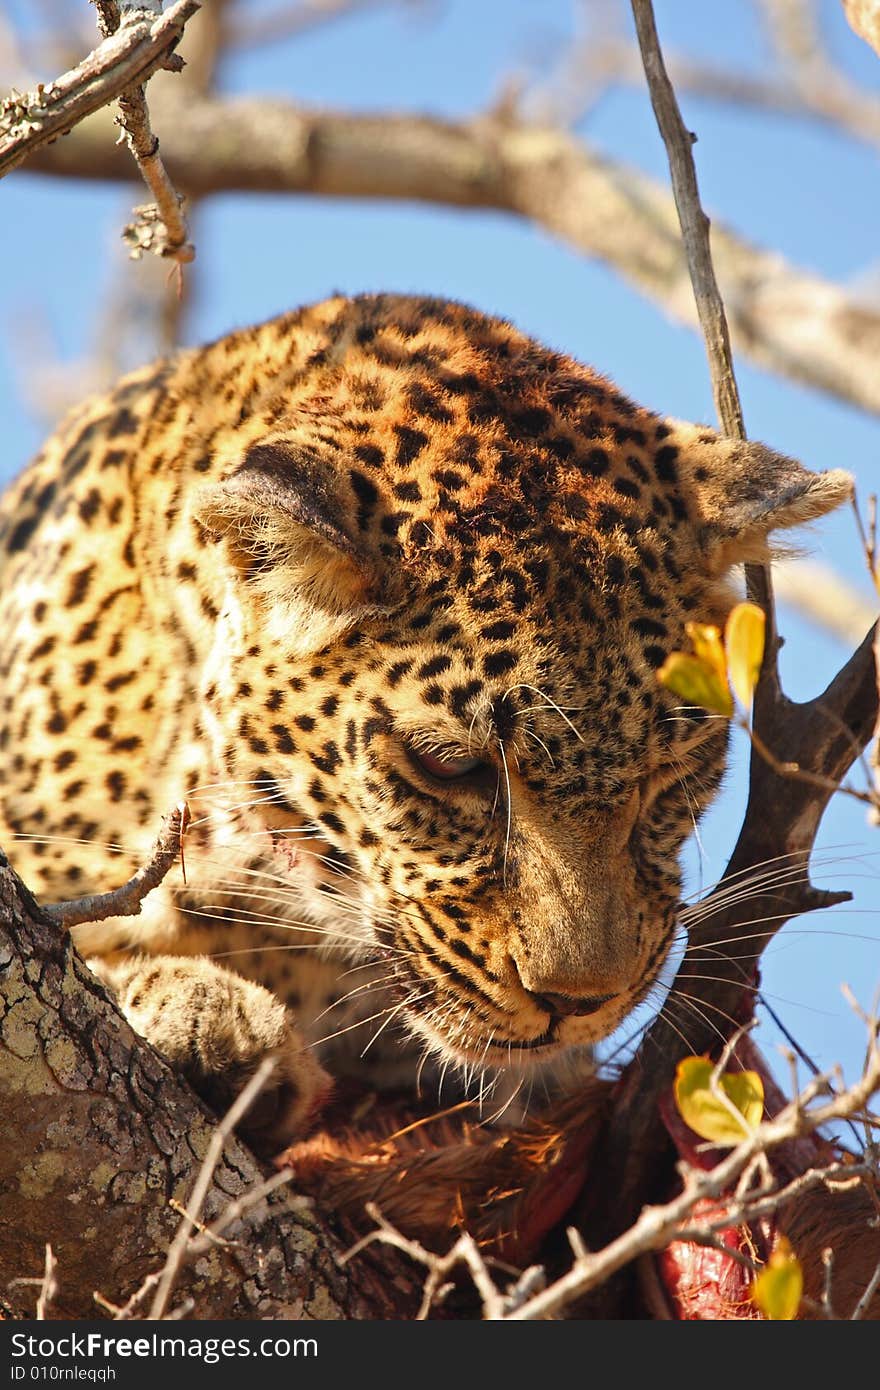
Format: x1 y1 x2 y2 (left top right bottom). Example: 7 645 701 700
409 747 488 781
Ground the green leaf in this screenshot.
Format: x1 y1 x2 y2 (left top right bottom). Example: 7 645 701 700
657 652 733 717
724 602 765 711
674 1055 764 1145
752 1239 803 1320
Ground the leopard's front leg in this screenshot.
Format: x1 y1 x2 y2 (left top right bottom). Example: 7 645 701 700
89 954 331 1155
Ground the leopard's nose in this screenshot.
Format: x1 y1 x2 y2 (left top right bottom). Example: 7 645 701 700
528 989 615 1019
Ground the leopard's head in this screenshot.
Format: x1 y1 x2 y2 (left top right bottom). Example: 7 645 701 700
192 295 850 1068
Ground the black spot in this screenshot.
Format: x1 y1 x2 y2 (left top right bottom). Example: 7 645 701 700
353 443 384 469
73 620 98 645
546 435 574 462
643 644 667 669
585 448 609 477
5 514 37 554
312 742 342 775
112 735 141 752
393 480 422 502
598 504 624 532
407 383 453 422
381 512 408 537
77 489 102 523
613 477 642 500
387 660 413 688
106 770 127 802
321 694 339 717
434 469 466 492
450 680 483 719
606 554 626 586
318 811 345 836
631 617 667 638
482 620 516 641
349 469 379 530
393 425 429 467
654 445 679 483
295 714 316 732
482 650 518 678
108 407 139 439
511 406 550 437
272 725 295 755
418 655 452 679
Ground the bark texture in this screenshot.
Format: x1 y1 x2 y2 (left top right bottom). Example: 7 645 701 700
0 852 418 1321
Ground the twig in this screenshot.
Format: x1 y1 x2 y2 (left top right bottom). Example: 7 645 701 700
13 94 880 420
0 0 199 180
852 1255 880 1319
8 1244 58 1319
93 2 194 265
341 1202 510 1320
148 1055 276 1320
630 0 744 437
506 1019 880 1320
44 802 187 929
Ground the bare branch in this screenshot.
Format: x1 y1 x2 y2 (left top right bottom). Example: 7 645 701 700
18 93 880 421
632 1 744 438
0 0 199 181
148 1056 276 1320
44 802 187 929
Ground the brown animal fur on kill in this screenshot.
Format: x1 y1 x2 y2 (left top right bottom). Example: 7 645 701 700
283 1079 611 1267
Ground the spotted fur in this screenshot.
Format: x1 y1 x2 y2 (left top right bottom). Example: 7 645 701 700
0 293 850 1134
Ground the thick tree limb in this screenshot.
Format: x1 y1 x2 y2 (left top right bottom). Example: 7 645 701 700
15 94 880 420
0 851 417 1319
0 0 199 181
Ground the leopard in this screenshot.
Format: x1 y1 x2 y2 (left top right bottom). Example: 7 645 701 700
0 291 851 1150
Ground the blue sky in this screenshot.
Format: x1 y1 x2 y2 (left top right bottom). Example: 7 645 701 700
2 0 879 1094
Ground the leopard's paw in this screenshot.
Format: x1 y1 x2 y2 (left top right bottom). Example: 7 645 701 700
90 953 332 1154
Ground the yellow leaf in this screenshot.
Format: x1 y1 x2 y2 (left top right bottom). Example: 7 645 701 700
685 621 727 684
657 653 733 717
724 602 765 711
752 1238 803 1321
674 1055 764 1145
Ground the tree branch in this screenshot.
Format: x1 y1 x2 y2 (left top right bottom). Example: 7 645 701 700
0 0 199 181
0 849 418 1319
14 93 880 420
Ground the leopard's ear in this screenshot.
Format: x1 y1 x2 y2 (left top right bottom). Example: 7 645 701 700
667 420 853 574
193 440 379 630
